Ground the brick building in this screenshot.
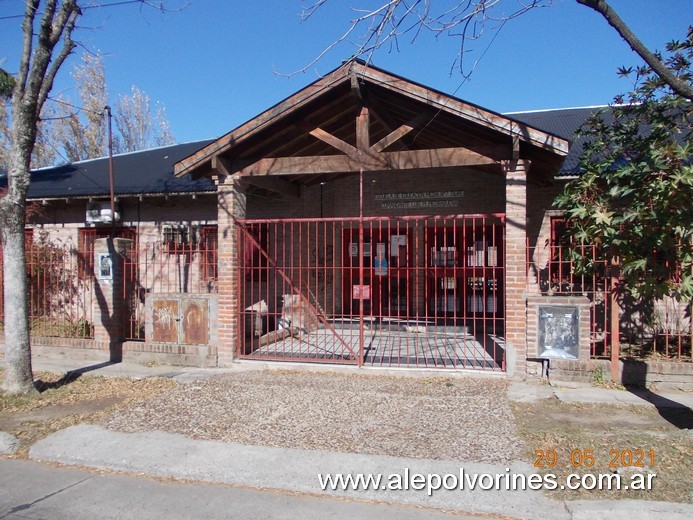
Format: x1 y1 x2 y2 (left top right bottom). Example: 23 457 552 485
4 60 630 376
172 60 587 375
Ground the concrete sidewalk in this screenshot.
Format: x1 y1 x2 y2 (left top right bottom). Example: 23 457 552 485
508 379 693 409
26 424 693 520
23 351 693 410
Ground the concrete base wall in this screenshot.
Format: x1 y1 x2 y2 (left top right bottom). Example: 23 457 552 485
0 338 217 368
536 357 693 391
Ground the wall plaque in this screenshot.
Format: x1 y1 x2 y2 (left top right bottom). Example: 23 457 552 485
538 305 580 359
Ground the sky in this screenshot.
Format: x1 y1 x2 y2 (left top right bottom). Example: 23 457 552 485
0 0 691 146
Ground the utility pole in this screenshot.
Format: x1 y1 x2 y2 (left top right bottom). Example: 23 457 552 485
104 105 116 236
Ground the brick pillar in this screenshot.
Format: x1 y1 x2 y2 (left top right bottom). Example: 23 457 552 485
216 178 246 366
504 160 530 377
93 237 132 362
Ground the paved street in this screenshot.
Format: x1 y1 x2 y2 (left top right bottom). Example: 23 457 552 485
0 459 482 520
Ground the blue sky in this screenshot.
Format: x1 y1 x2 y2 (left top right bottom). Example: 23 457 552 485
1 0 690 145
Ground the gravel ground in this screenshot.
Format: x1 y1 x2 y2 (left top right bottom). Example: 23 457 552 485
103 370 523 465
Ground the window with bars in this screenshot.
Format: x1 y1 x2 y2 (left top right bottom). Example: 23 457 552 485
200 225 218 282
78 227 137 279
162 225 193 253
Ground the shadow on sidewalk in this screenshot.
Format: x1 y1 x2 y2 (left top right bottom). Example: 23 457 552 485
623 359 693 430
34 361 120 392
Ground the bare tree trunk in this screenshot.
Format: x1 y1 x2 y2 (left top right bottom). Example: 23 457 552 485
1 0 80 394
2 91 36 394
1 204 33 394
1 91 36 394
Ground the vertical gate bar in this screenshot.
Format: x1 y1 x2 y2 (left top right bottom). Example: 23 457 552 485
47 245 53 336
399 218 404 367
40 244 45 335
324 220 330 359
332 219 337 333
500 216 505 371
487 216 493 370
467 216 473 368
237 225 242 357
289 220 294 357
454 216 463 368
377 220 382 326
462 216 468 369
497 217 502 370
610 256 620 382
304 221 310 359
479 216 486 370
358 169 364 366
481 216 487 370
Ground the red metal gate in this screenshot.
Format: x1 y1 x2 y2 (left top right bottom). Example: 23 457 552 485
237 214 506 370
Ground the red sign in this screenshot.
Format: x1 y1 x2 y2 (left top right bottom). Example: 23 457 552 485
352 284 371 300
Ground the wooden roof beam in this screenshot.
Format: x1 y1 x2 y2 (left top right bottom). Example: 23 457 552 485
354 66 570 155
356 105 370 151
370 111 431 153
240 175 300 198
309 127 357 155
232 146 500 176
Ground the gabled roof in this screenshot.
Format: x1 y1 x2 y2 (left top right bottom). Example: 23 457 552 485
506 106 602 176
2 96 600 203
174 60 571 189
19 139 215 200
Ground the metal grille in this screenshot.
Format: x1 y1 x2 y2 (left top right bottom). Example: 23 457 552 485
238 214 506 370
528 241 692 361
123 238 218 341
0 238 93 339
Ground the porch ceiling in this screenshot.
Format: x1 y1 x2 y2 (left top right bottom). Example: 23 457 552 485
175 61 569 197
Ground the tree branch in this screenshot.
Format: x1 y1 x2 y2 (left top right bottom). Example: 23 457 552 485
577 0 693 101
15 1 39 97
38 2 80 109
291 0 549 78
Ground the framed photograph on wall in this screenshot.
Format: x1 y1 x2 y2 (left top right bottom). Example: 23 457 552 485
97 252 113 280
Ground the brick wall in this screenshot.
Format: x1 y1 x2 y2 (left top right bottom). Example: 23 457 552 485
503 160 530 376
24 169 577 372
29 195 218 250
216 180 246 366
92 237 132 361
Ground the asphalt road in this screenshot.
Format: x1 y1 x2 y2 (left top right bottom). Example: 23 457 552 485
0 459 486 520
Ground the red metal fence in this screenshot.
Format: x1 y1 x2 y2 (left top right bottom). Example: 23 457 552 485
0 240 94 339
237 215 506 370
528 242 692 361
2 226 688 366
122 239 218 340
0 237 218 343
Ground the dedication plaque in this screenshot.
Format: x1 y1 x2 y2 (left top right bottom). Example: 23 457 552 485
538 305 579 359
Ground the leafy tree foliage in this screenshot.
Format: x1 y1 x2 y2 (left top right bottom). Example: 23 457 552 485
555 27 692 303
114 84 174 154
0 68 14 98
55 52 108 162
1 53 175 169
51 53 174 163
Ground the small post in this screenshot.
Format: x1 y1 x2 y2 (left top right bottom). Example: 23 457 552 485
93 237 133 362
610 256 620 383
